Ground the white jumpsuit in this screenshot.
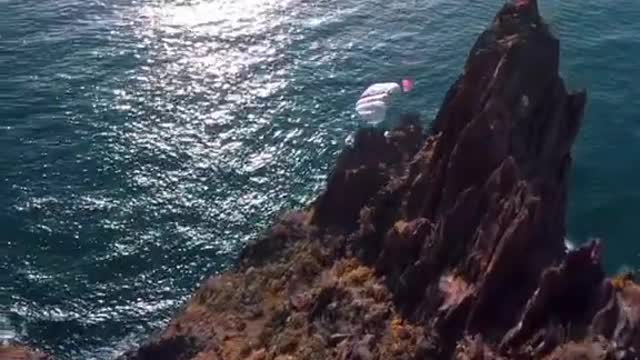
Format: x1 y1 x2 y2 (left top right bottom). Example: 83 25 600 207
355 82 401 124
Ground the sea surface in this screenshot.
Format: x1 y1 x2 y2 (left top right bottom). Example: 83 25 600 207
2 0 640 358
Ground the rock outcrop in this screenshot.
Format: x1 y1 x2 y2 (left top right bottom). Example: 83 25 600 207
0 344 50 360
122 1 640 359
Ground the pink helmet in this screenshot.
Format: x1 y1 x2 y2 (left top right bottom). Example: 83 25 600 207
401 78 414 93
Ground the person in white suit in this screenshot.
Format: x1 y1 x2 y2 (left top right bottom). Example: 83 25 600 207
355 79 414 124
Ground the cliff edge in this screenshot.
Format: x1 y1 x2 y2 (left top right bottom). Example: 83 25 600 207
122 1 640 359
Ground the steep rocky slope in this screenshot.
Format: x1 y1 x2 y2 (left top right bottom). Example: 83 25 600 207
121 1 640 359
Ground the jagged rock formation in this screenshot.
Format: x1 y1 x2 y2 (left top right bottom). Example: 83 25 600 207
122 1 640 359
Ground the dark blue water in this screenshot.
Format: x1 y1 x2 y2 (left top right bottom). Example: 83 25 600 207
2 0 639 358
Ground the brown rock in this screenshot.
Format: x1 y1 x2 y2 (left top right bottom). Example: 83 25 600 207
0 345 49 360
247 349 266 360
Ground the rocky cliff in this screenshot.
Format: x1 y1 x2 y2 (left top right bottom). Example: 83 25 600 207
122 1 640 359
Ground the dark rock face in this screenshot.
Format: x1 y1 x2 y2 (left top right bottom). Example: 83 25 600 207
333 0 588 351
122 1 640 359
311 114 424 232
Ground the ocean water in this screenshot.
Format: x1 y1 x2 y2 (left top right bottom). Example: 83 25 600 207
1 0 640 358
